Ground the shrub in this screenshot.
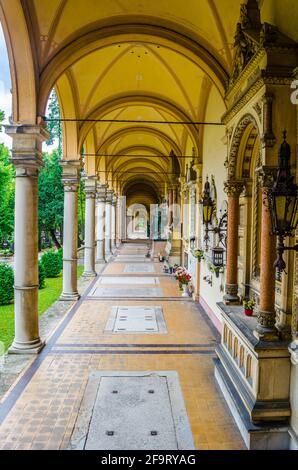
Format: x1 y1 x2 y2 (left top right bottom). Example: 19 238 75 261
41 250 62 278
0 263 14 305
57 247 63 270
38 260 46 289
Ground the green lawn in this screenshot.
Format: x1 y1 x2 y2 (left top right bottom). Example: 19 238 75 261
0 266 84 352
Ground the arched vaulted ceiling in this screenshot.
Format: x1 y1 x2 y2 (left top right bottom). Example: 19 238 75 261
3 0 297 204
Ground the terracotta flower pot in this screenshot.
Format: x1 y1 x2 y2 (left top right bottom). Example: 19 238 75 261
244 308 253 317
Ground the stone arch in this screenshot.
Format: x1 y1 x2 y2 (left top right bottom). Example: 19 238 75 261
228 113 261 180
0 0 37 123
55 73 80 160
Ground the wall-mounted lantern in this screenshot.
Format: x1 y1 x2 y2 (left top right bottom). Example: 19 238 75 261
200 176 227 250
267 131 298 275
212 246 224 269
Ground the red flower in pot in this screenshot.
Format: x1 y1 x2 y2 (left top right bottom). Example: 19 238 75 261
243 299 255 316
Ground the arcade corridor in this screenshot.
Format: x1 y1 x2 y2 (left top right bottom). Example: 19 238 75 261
0 242 244 450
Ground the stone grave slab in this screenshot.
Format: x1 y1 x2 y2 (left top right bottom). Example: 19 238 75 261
105 306 167 333
68 371 195 450
123 264 155 273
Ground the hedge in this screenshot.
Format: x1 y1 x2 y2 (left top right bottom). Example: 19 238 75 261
0 263 14 305
38 260 46 289
41 250 62 278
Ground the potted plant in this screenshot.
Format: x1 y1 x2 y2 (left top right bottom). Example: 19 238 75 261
243 299 255 317
177 272 192 297
192 249 204 262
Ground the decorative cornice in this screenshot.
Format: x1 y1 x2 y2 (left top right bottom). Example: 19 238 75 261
223 73 294 125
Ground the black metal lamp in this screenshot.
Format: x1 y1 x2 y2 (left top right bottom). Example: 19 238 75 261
212 246 224 268
200 177 214 248
201 177 214 225
268 131 298 275
200 176 227 250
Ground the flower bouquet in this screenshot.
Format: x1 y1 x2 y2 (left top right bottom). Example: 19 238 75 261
177 271 192 297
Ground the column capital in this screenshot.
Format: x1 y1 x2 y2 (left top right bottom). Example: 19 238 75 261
106 189 114 203
60 160 82 191
224 180 245 197
84 175 97 198
112 194 117 206
5 123 50 170
256 165 278 189
96 183 108 202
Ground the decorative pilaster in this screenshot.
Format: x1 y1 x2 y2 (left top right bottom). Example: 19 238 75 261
83 176 97 277
60 160 81 301
6 124 49 354
96 183 107 263
168 187 174 230
254 166 279 341
261 93 276 148
105 189 113 260
224 180 245 304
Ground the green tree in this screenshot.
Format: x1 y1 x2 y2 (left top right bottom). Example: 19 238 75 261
38 150 64 248
0 111 15 247
46 89 62 154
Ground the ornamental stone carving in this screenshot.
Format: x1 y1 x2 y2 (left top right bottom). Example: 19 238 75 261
224 180 245 197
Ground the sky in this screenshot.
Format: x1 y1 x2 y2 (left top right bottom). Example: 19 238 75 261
0 23 12 148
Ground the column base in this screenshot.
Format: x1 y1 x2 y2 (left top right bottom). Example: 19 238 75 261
253 309 279 341
8 338 45 355
82 270 97 278
59 292 81 301
96 258 106 264
223 284 240 305
253 325 279 342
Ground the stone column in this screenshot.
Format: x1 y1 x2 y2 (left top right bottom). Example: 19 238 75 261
60 160 81 301
193 164 203 301
254 168 278 341
105 189 113 260
96 183 107 263
223 180 245 304
5 124 49 354
168 187 173 229
111 194 117 253
83 177 97 277
116 196 122 247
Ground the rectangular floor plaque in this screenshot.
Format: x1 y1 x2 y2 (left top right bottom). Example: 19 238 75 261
124 264 155 273
96 277 160 285
90 287 163 298
105 306 167 333
68 371 195 450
